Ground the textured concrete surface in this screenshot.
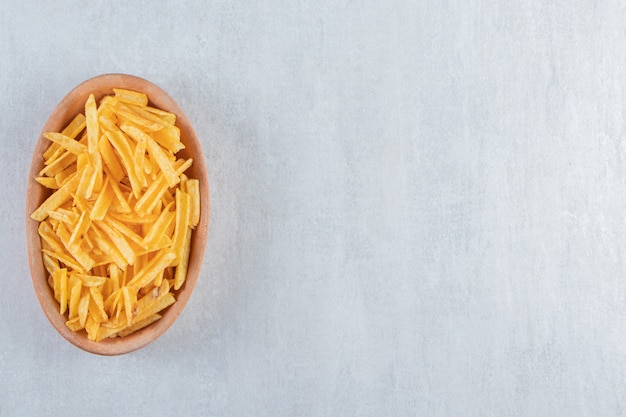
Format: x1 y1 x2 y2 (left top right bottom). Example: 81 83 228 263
3 1 626 416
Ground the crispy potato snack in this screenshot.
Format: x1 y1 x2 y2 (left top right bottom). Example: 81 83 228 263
31 89 199 341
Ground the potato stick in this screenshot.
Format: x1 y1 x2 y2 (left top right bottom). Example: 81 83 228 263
144 105 176 124
31 173 80 221
58 268 68 315
85 94 99 154
103 216 145 247
78 289 90 328
121 123 178 187
53 164 77 187
85 314 100 341
115 104 163 132
113 88 148 106
122 286 137 325
51 268 64 303
55 222 95 271
134 175 168 216
151 124 184 153
39 151 77 177
38 222 65 254
128 104 169 127
110 212 158 225
133 235 172 258
44 132 88 156
62 112 86 138
103 289 122 317
43 252 60 276
98 135 125 182
65 316 83 332
103 167 132 214
35 176 59 189
103 129 142 198
68 276 82 320
133 136 148 188
92 221 135 266
42 249 84 273
117 313 162 337
133 292 175 324
89 287 108 323
90 177 113 221
185 179 200 228
174 158 193 175
141 202 174 248
72 273 107 287
75 164 95 199
86 152 103 197
68 210 91 252
170 189 191 267
174 228 192 290
126 249 176 289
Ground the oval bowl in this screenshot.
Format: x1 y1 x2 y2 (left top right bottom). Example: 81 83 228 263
25 73 209 355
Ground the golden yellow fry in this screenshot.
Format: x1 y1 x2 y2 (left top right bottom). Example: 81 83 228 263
103 216 145 247
122 123 179 187
68 209 91 252
113 88 148 106
31 173 80 221
141 202 174 248
85 314 100 341
115 106 163 132
78 289 90 328
47 208 78 225
72 273 107 287
65 316 83 332
90 177 113 221
89 287 108 323
68 275 82 320
55 222 95 272
59 268 68 315
104 167 132 214
132 134 148 187
128 104 170 128
98 135 125 182
75 164 95 199
144 105 176 125
133 175 168 216
103 128 142 198
151 124 184 153
174 228 192 290
42 249 84 273
39 151 77 177
122 286 137 325
43 252 60 276
93 221 135 266
35 176 59 189
170 189 191 267
185 179 200 228
38 222 65 254
133 292 175 324
103 288 122 317
126 249 176 289
90 232 127 271
44 132 87 156
85 94 99 155
117 313 162 337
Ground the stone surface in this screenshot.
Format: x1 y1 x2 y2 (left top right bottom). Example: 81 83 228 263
2 1 626 416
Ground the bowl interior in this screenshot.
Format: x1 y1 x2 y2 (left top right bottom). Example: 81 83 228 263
26 74 209 355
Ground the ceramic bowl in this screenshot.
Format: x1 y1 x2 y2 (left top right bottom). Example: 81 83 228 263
25 73 209 355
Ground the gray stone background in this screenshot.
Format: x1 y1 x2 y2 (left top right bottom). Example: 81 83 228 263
2 1 626 416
